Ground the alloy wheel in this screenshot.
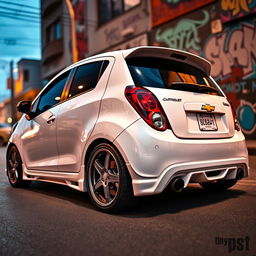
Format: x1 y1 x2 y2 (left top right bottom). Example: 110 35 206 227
7 147 19 184
88 148 120 207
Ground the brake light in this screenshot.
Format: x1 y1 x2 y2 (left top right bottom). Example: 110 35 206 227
230 102 240 131
125 86 170 131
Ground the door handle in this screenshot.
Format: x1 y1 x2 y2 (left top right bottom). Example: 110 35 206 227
46 115 56 124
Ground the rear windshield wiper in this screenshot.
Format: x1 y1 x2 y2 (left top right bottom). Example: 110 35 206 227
170 82 218 93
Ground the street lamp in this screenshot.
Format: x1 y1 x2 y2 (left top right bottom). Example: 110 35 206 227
65 0 78 63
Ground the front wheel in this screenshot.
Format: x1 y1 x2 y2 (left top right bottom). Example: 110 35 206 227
6 146 31 188
200 179 238 191
86 143 135 213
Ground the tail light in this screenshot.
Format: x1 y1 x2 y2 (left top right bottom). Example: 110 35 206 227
125 86 170 131
230 102 240 131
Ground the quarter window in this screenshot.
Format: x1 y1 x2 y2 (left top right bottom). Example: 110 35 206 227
37 71 70 114
68 61 108 98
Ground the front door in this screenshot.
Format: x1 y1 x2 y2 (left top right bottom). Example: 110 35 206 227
21 70 71 171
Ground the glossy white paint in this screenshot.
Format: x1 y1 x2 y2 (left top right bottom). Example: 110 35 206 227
8 46 249 196
21 107 61 171
56 57 115 173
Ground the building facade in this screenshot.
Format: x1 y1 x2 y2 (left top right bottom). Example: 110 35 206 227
41 0 256 140
149 0 256 140
41 0 73 84
0 59 41 123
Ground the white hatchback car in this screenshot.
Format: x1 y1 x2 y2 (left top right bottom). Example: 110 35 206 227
7 47 249 212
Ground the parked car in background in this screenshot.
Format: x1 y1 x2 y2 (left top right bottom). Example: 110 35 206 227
0 123 11 146
6 47 249 212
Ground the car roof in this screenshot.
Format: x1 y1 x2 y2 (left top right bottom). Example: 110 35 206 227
65 46 211 76
49 46 211 91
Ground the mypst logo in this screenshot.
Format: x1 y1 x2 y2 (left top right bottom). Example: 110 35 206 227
215 236 250 253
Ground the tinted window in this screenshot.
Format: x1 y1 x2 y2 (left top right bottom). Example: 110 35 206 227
127 57 222 96
37 71 70 114
68 61 108 98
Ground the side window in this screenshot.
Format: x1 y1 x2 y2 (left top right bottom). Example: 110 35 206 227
68 61 109 98
37 71 70 114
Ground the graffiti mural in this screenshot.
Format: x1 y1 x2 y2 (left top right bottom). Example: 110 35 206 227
151 7 214 55
220 0 256 23
72 0 88 60
155 10 209 54
204 22 256 79
204 20 256 138
238 100 256 134
150 4 256 139
151 0 214 27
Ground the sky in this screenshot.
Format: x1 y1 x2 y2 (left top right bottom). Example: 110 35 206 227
0 0 41 103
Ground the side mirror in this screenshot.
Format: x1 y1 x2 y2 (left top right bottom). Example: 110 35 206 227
16 100 32 114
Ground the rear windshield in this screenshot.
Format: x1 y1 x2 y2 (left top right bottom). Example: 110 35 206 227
127 57 222 96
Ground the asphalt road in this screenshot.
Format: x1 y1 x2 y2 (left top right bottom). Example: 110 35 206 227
0 147 255 256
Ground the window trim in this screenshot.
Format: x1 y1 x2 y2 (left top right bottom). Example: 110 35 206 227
29 58 112 119
32 69 74 117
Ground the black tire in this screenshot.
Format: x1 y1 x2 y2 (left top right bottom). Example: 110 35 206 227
0 137 4 147
200 179 238 191
6 145 31 188
86 143 135 213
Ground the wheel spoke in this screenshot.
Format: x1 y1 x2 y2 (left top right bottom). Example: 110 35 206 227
9 160 14 168
13 161 18 168
14 170 18 179
94 179 103 191
11 151 17 162
104 152 111 169
94 159 104 175
103 185 111 203
107 173 119 183
9 168 17 181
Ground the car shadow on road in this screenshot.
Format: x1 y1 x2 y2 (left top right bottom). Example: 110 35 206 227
121 185 246 218
25 181 245 217
27 181 95 210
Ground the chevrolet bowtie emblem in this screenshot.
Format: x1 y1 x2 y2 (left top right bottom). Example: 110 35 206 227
201 104 215 112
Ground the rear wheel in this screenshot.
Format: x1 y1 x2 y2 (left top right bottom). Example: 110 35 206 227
200 179 238 191
0 137 4 147
86 143 135 213
6 146 31 187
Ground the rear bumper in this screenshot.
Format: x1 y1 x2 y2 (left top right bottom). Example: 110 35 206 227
129 158 248 196
114 119 249 196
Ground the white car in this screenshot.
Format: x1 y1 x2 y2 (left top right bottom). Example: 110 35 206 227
7 47 249 212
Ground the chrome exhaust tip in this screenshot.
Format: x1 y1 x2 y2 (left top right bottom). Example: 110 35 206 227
170 178 185 192
236 168 244 180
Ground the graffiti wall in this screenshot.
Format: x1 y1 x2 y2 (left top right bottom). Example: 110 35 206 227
151 0 214 27
109 33 148 51
90 2 149 55
219 0 256 23
204 20 256 138
150 6 214 55
150 4 256 139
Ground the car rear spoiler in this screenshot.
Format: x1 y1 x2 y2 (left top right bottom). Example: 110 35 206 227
123 46 211 76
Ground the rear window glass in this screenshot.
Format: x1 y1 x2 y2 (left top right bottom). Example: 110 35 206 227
127 57 222 96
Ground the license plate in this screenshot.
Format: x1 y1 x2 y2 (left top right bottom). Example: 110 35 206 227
196 113 218 131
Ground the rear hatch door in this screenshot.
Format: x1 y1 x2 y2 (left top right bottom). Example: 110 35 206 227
125 47 235 139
